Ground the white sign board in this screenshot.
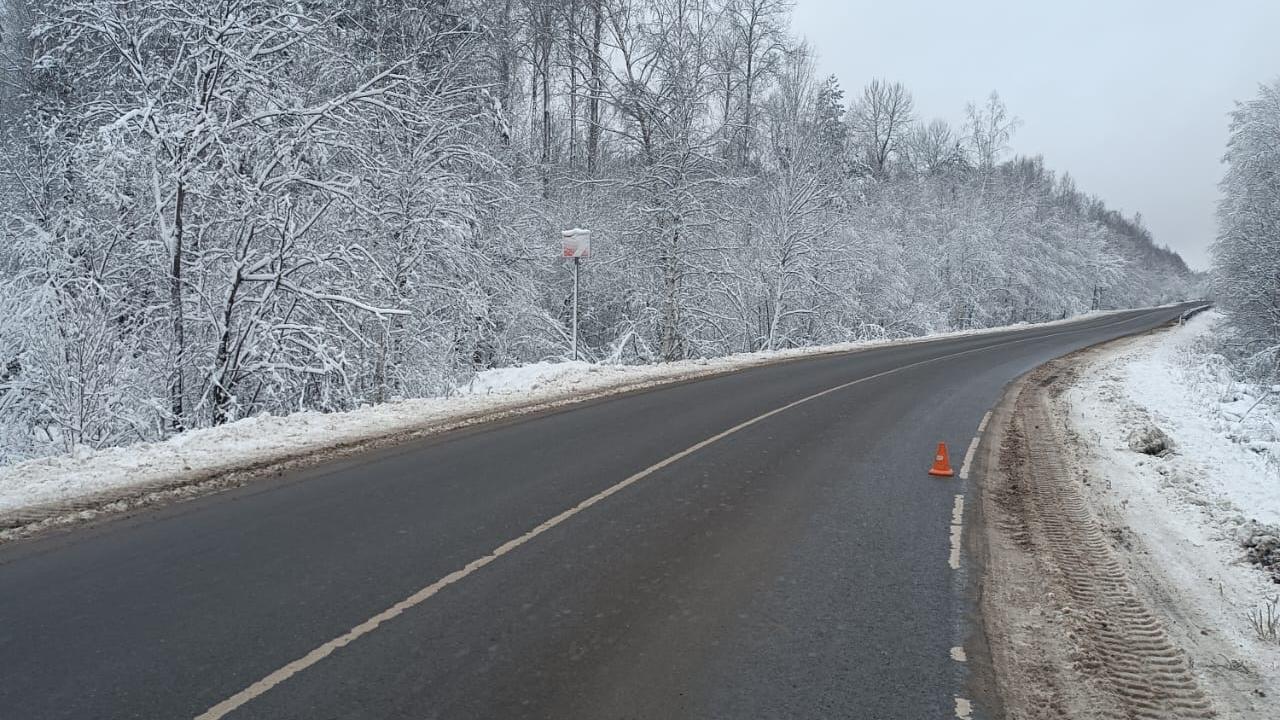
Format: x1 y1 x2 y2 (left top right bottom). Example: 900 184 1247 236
561 228 591 258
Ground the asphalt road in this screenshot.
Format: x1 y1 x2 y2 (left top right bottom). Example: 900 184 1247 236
0 304 1202 720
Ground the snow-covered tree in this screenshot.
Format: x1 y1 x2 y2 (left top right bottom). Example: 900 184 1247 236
0 0 1197 461
1215 77 1280 381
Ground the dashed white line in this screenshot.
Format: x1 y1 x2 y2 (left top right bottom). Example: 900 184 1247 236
960 410 992 480
951 409 990 568
948 494 965 570
958 436 980 480
948 410 993 702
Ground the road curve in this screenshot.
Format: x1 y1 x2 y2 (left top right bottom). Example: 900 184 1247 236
0 304 1201 720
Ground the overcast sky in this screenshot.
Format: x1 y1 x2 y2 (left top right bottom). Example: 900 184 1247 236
791 0 1280 270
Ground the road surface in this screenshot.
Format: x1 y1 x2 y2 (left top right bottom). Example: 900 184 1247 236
0 304 1201 720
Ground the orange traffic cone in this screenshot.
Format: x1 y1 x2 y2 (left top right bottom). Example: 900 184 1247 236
928 442 955 477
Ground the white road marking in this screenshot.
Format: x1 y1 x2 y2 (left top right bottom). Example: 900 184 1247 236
196 314 1163 719
948 494 965 570
955 696 974 719
950 411 988 666
960 410 993 480
958 435 980 480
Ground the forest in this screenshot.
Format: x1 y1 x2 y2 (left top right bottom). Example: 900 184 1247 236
0 0 1196 462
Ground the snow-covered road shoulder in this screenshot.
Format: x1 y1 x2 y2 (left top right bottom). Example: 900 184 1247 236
1066 310 1280 715
0 359 722 533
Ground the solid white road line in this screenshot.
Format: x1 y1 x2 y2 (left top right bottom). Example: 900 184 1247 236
197 312 1167 719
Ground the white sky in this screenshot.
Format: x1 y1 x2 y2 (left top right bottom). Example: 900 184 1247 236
790 0 1280 270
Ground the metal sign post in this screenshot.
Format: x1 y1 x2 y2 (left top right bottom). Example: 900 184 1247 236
571 256 580 360
560 229 591 361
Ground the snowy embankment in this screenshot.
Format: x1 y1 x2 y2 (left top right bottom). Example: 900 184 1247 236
1069 310 1280 705
0 310 1129 528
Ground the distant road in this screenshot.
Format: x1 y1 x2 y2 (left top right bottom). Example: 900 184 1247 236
0 303 1202 719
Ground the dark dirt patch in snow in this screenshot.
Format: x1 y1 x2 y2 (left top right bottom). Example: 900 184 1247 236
1127 424 1175 456
1238 523 1280 583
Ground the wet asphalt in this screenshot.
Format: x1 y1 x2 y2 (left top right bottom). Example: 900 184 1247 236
0 303 1201 719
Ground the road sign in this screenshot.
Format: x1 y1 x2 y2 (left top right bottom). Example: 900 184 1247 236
561 228 591 258
561 229 592 360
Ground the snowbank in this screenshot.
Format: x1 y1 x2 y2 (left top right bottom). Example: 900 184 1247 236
0 308 1135 526
1068 310 1280 704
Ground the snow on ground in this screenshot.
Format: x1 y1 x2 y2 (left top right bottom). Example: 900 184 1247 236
1068 310 1280 704
1099 311 1280 524
0 309 1134 524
